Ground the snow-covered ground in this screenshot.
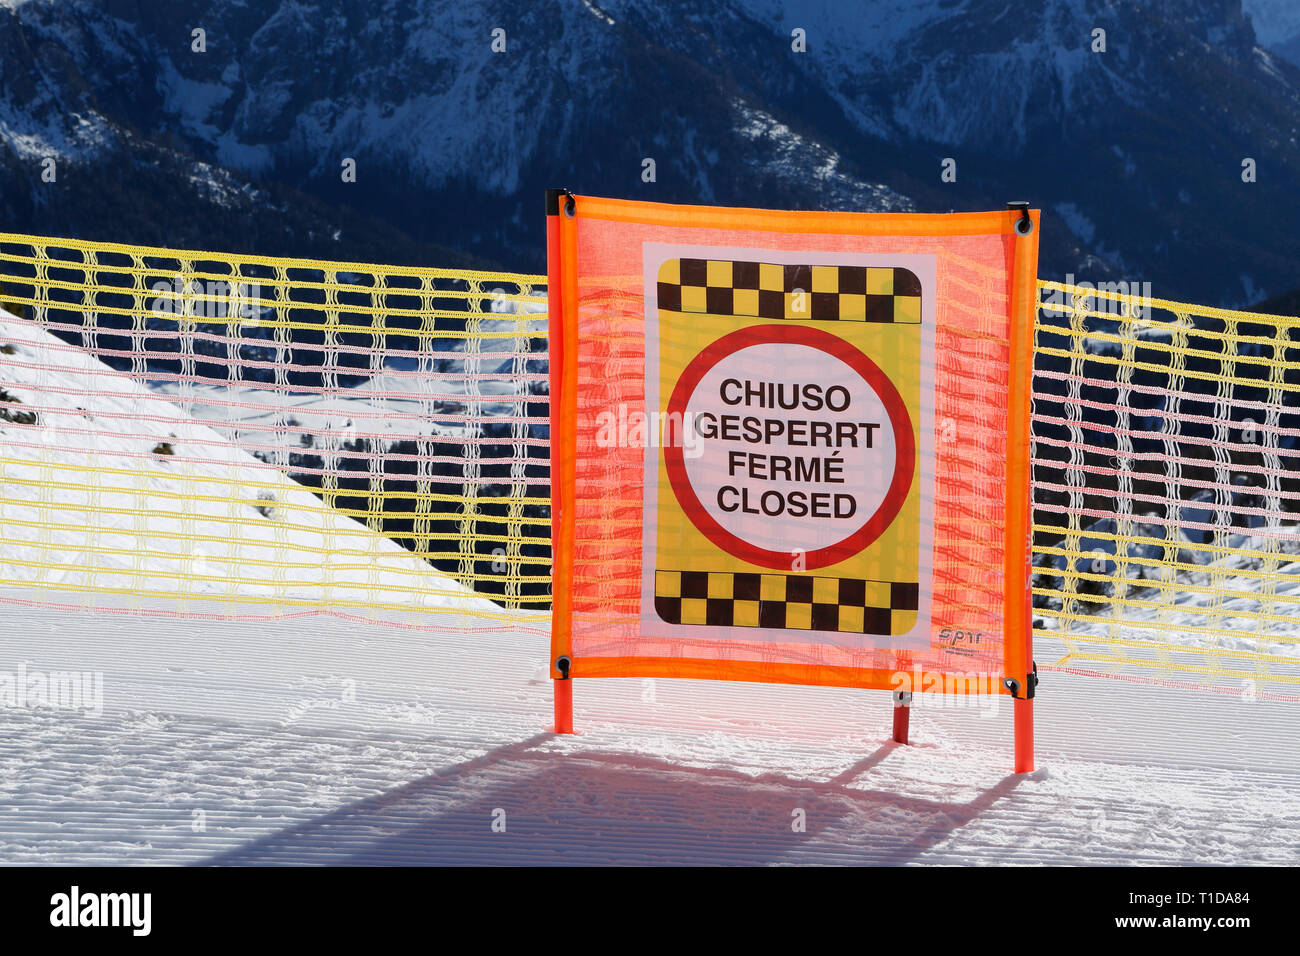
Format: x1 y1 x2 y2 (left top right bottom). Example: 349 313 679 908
1 306 1297 865
0 309 499 621
0 600 1295 865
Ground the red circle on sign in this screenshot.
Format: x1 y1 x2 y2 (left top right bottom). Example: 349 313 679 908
664 324 915 571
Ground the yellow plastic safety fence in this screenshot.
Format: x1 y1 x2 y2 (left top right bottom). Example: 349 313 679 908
1 230 1296 692
1032 280 1300 697
0 233 550 630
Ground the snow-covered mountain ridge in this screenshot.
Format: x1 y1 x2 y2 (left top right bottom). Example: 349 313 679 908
2 0 1299 304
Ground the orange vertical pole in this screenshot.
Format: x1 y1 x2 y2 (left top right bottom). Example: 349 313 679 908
554 663 573 734
1005 202 1039 774
1014 698 1033 772
547 190 577 735
891 691 911 745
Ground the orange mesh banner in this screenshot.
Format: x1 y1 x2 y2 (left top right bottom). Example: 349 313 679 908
549 196 1038 695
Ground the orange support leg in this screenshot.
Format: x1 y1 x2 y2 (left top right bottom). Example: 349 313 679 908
554 678 573 735
891 691 911 745
1013 697 1034 773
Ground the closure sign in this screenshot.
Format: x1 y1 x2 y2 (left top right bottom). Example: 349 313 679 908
641 247 936 649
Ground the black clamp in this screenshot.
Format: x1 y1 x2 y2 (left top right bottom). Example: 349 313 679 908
1006 200 1033 236
554 655 572 679
545 188 576 218
1002 661 1038 699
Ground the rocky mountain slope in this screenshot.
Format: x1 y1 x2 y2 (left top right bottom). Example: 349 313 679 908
1 0 1297 303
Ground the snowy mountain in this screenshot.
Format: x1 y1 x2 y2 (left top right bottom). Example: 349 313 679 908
2 0 1299 304
1243 0 1300 68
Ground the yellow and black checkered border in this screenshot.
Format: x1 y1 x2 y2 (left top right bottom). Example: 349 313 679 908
656 259 921 323
654 570 919 636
